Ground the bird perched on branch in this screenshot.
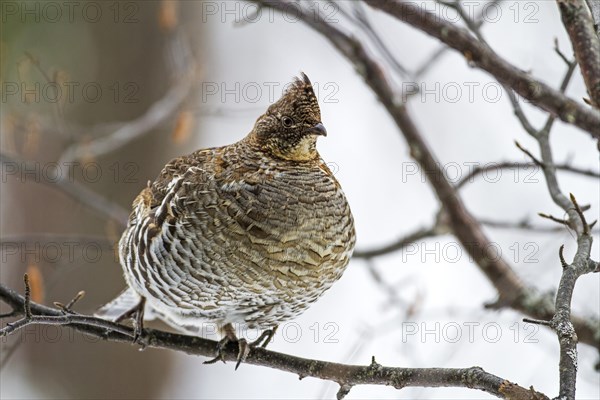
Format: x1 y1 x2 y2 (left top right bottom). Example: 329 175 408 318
97 73 356 368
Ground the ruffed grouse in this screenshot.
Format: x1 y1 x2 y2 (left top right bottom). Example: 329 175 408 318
97 73 356 367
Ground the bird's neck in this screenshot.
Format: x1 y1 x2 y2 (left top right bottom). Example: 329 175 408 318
243 132 320 163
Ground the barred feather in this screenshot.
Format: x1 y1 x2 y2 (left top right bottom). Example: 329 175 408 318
110 74 356 332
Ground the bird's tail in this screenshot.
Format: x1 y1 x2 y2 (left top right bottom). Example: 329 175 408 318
94 287 157 322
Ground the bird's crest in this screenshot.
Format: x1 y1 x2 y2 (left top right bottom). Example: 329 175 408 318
249 72 324 161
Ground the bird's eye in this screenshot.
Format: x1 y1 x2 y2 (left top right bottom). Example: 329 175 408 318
281 116 294 128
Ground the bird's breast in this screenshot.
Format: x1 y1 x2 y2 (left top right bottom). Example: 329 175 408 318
187 163 355 276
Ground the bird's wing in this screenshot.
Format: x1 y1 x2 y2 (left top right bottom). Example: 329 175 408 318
150 148 217 208
125 148 217 227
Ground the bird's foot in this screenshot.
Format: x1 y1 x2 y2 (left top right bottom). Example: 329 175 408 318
115 296 146 346
204 325 278 369
251 326 278 348
204 325 250 370
235 338 250 370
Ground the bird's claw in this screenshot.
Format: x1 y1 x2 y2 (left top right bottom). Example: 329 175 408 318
250 326 277 348
203 337 249 370
235 339 250 370
204 325 277 369
204 336 231 365
113 296 146 347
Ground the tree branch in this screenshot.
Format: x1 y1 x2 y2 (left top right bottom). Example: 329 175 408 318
353 211 592 260
586 0 600 36
0 152 129 226
353 226 439 259
496 18 597 394
454 160 599 190
58 34 195 165
0 280 548 399
556 0 600 108
524 196 595 399
364 0 600 139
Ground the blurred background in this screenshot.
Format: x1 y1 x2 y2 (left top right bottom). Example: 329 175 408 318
1 1 598 399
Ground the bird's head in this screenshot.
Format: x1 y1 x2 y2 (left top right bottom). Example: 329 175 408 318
250 73 326 162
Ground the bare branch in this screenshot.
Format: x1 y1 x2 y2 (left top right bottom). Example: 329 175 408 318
336 384 352 400
54 290 86 314
349 1 410 78
590 259 599 273
0 280 548 399
551 231 594 399
554 38 573 66
454 160 599 190
585 0 600 36
522 318 553 328
414 0 504 79
506 40 577 141
501 47 587 236
501 18 598 395
514 141 544 167
413 45 449 79
538 213 570 227
569 193 590 235
355 212 583 260
58 33 195 164
507 90 541 136
0 152 129 226
18 53 70 138
509 48 598 397
58 75 192 165
557 0 600 108
364 0 600 139
535 127 587 235
353 227 439 259
559 244 569 269
23 274 32 319
479 217 568 233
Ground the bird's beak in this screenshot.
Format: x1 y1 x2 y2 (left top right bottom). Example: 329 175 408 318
307 122 327 137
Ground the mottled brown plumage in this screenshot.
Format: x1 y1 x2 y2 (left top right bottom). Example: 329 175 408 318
98 73 355 364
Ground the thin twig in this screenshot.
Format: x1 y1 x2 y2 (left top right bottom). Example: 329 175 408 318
523 318 553 328
569 193 590 235
0 152 129 226
585 0 600 36
538 213 569 227
559 245 568 269
353 227 439 259
54 291 86 314
349 2 410 78
507 91 540 136
415 0 504 80
336 384 352 400
454 160 600 190
479 217 569 233
515 141 544 167
19 52 69 138
23 274 32 319
554 38 572 66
